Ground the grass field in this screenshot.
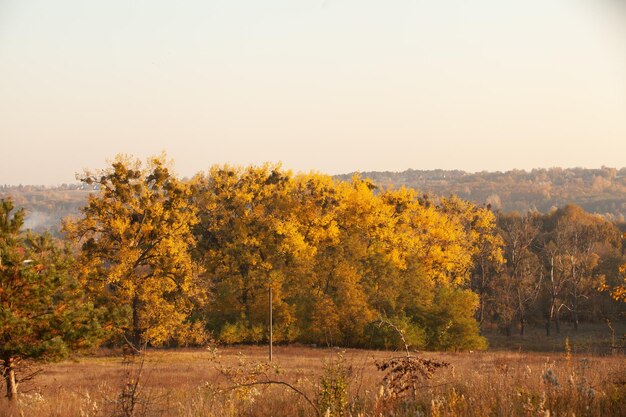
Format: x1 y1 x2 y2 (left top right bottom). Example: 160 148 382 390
2 339 625 417
483 321 626 354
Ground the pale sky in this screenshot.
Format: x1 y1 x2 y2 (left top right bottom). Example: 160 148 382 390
1 0 625 185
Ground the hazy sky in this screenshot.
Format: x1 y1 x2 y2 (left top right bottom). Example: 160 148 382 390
1 0 625 185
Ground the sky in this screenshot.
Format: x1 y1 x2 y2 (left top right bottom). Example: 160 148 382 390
1 0 625 185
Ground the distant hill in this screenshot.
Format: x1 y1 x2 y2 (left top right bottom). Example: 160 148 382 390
336 167 626 223
0 184 93 235
3 167 626 234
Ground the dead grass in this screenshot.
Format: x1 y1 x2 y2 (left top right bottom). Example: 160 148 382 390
484 322 626 354
1 345 624 417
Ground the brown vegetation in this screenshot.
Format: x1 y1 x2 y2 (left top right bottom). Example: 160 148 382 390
337 167 626 223
1 345 624 417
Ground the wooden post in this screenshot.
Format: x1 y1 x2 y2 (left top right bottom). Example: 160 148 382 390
269 286 273 362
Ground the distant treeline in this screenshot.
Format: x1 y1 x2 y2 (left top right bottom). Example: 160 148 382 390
4 167 626 234
336 167 626 224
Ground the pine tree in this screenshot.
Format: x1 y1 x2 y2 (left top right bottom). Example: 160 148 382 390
1 199 102 400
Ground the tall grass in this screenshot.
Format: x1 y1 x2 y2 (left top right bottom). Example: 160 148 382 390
1 346 624 417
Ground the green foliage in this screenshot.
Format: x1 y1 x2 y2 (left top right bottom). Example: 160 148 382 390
1 198 103 398
0 199 25 235
364 316 427 350
218 322 266 345
423 287 488 351
318 352 352 417
0 237 102 359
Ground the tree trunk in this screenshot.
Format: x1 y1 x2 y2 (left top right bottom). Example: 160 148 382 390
478 300 484 325
477 267 486 325
4 356 18 400
573 288 579 331
268 286 273 362
520 315 525 336
555 310 561 334
132 296 142 349
240 270 251 321
546 256 555 337
572 262 579 331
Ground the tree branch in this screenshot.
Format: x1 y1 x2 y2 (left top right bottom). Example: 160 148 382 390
227 380 320 417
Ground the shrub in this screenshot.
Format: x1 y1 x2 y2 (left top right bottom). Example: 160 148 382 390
365 316 427 350
422 287 488 351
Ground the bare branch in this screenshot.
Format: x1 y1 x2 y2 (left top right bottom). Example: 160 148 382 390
227 380 320 417
377 317 410 357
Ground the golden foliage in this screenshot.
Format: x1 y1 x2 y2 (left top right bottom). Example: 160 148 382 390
64 155 203 346
193 166 500 349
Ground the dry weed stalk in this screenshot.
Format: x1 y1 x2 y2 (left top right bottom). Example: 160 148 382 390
112 347 146 417
375 318 449 401
109 344 168 417
376 356 449 399
217 351 321 417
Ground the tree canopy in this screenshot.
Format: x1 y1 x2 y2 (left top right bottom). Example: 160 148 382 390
192 165 500 350
64 155 204 348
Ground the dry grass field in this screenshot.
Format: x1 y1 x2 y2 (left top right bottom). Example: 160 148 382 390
1 343 625 417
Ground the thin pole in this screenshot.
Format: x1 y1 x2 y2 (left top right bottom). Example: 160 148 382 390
269 285 273 362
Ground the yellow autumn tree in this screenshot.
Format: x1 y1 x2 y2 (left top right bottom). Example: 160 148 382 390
191 166 498 350
64 155 203 347
610 264 626 302
281 173 347 345
368 189 494 350
193 164 305 343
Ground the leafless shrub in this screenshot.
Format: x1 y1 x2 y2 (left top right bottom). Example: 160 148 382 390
108 345 168 417
217 351 321 416
376 355 449 400
374 318 450 412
